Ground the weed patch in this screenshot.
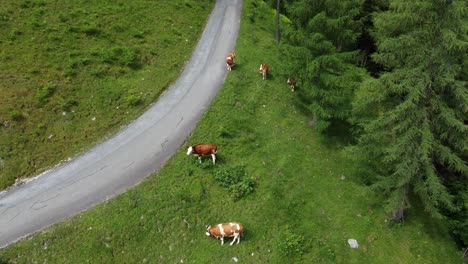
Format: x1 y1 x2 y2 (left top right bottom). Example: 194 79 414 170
213 166 256 201
276 225 306 256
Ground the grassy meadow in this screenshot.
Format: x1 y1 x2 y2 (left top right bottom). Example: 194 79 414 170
0 0 213 189
0 0 463 263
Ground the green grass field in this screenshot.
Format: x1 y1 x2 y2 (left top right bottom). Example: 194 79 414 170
0 0 212 189
0 0 463 263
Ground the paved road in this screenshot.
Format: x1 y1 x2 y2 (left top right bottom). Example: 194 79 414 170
0 0 242 248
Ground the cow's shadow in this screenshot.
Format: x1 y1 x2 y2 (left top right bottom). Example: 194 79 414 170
190 154 224 169
231 63 243 71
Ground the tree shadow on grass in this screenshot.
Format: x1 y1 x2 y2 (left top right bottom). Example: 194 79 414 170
318 120 356 148
292 91 355 148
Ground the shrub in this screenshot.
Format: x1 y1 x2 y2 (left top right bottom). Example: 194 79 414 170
276 225 305 256
125 95 143 107
213 166 245 188
9 110 24 121
8 29 22 41
82 24 101 36
36 83 56 104
212 166 256 201
61 99 78 112
101 46 139 68
229 177 256 201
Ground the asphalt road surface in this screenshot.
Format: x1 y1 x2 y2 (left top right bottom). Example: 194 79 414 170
0 0 242 248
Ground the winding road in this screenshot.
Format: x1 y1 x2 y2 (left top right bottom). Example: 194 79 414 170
0 0 242 248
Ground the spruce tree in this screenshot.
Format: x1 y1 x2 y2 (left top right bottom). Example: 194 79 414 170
280 0 367 131
352 0 467 218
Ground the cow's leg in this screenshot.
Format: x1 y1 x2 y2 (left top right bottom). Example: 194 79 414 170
198 156 202 163
211 154 216 164
230 234 240 246
220 237 224 246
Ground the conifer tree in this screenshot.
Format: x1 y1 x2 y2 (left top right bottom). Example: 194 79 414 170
352 0 467 218
280 0 367 131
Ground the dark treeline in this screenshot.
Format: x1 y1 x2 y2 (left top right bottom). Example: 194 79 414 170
267 0 467 249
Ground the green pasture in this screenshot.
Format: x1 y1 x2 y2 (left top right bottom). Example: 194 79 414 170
0 0 212 189
0 0 462 263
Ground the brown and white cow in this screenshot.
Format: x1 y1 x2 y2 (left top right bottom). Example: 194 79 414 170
287 78 296 92
206 222 244 246
259 64 269 80
187 144 218 164
226 52 236 71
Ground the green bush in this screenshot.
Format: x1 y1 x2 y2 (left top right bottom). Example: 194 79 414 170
36 83 56 104
213 166 245 188
60 99 78 112
212 166 256 200
101 46 139 68
9 110 24 121
276 225 305 256
229 177 256 201
125 95 143 107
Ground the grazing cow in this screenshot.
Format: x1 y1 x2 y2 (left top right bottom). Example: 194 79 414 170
206 222 244 246
287 78 296 92
226 52 236 71
187 144 218 164
259 64 269 80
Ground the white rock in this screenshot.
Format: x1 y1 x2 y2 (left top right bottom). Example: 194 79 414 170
348 239 359 248
232 257 239 262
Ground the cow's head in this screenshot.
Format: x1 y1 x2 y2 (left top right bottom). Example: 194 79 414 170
186 146 193 155
205 225 212 237
259 64 263 71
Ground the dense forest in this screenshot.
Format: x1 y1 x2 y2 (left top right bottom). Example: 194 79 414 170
268 0 467 250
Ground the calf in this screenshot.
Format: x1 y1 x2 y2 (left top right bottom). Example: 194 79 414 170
206 222 244 246
187 144 218 164
259 64 269 80
226 52 236 71
287 78 296 92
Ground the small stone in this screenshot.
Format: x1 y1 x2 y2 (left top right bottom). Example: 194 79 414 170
348 239 359 248
48 134 54 139
340 175 345 180
92 117 96 121
62 112 67 116
232 257 239 262
251 252 254 256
